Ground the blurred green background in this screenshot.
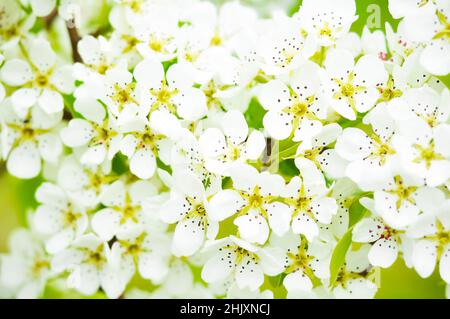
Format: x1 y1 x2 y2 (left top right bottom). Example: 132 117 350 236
0 0 447 298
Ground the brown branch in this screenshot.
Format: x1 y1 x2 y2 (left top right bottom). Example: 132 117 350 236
66 21 82 63
43 8 58 29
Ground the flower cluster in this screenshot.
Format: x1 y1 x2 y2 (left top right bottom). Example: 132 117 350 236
0 0 449 299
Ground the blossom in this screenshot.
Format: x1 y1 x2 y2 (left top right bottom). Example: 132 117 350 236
0 230 52 299
323 49 388 120
258 62 327 141
133 57 207 121
51 234 130 298
1 38 74 116
60 99 122 166
159 169 219 256
201 236 283 291
91 179 158 241
198 110 265 175
33 182 89 253
282 162 337 241
0 98 62 179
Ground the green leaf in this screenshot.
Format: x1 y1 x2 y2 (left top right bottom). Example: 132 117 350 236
162 57 178 73
329 195 368 287
278 138 300 160
244 98 266 129
112 154 128 175
348 198 367 228
329 229 353 287
268 273 286 288
156 158 172 174
278 159 300 178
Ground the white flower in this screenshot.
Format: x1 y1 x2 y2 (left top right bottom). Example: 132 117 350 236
400 2 450 75
270 232 332 295
209 164 290 244
120 112 181 179
60 100 122 166
282 162 337 241
109 227 172 284
25 0 56 17
258 62 327 141
331 244 378 299
258 17 316 75
199 110 265 175
170 130 222 196
0 98 62 179
335 105 398 190
323 49 388 120
1 38 74 116
56 155 117 208
33 182 89 253
0 0 35 47
353 216 402 268
201 236 283 291
407 210 450 283
51 234 130 298
159 169 219 256
373 175 445 228
294 123 345 179
91 179 157 241
133 57 207 121
74 35 119 82
0 229 52 299
391 119 450 187
295 0 357 46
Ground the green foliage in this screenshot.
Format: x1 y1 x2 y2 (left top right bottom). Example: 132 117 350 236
329 196 368 287
329 229 353 287
244 98 266 129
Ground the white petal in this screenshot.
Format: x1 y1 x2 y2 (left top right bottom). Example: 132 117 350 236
0 59 33 86
80 145 107 165
30 0 55 17
208 190 244 221
439 246 450 284
7 142 41 179
133 58 164 88
234 210 269 245
283 270 313 292
91 208 121 241
266 202 291 236
29 39 56 73
166 62 196 89
324 49 355 78
291 212 319 242
223 110 248 144
201 250 234 283
352 218 383 243
262 110 292 140
368 238 398 268
130 148 156 179
335 128 372 161
235 254 264 291
412 239 437 279
172 216 205 256
138 252 169 282
258 80 291 111
38 132 62 163
68 264 99 296
174 88 207 121
74 98 105 125
60 119 94 147
310 197 337 224
244 130 266 160
199 128 226 158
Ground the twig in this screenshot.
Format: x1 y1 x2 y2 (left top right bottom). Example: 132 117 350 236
66 21 82 63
